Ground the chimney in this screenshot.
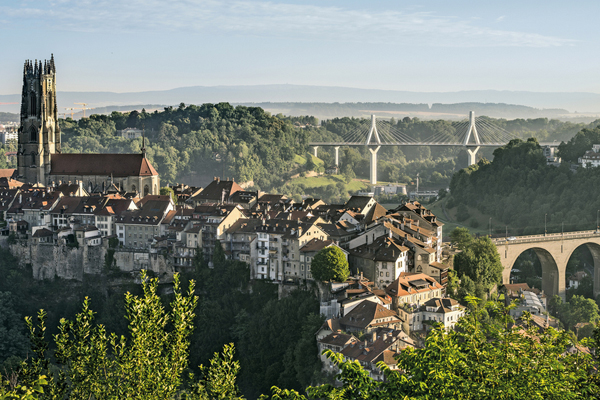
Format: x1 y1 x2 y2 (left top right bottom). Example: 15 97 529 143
372 331 377 343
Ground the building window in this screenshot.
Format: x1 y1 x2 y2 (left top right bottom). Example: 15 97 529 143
30 92 37 116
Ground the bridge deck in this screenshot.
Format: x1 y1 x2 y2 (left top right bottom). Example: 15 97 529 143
492 230 600 246
309 142 559 147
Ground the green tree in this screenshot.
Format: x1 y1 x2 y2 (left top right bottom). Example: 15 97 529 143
310 247 350 282
558 295 600 331
449 227 473 250
13 271 198 399
456 204 470 222
160 186 176 203
185 344 244 400
0 292 28 365
454 237 502 292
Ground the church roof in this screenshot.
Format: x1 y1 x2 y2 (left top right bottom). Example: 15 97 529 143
50 154 158 177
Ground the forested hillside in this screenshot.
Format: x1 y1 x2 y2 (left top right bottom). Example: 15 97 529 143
57 104 599 202
448 126 600 234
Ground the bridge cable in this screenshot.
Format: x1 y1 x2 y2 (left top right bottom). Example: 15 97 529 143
339 120 371 144
340 120 370 143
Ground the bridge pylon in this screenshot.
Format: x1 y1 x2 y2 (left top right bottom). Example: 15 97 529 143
366 115 382 185
464 111 481 166
369 146 380 185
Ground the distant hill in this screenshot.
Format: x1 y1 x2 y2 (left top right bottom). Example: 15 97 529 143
243 102 571 120
0 112 18 123
2 84 600 117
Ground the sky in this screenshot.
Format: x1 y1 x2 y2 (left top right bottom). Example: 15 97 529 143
0 0 598 95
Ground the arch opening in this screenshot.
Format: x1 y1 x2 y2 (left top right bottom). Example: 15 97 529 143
565 243 600 300
510 249 542 289
508 247 560 299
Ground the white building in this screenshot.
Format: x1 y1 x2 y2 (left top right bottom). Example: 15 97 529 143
397 297 465 332
119 128 144 139
0 131 18 144
579 144 600 168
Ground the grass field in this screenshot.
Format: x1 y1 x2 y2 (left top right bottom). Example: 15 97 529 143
293 154 324 167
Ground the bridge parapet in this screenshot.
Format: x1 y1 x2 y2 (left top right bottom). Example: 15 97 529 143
492 230 600 246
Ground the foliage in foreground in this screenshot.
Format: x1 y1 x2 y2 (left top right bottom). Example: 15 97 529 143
5 276 600 400
2 271 197 399
263 298 600 400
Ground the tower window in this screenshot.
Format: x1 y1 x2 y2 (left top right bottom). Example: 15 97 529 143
144 185 149 196
30 92 37 116
30 126 37 142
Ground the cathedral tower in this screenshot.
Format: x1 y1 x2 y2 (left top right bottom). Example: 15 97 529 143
17 55 61 184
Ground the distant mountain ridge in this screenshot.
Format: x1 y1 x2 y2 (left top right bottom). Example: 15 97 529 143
1 84 600 117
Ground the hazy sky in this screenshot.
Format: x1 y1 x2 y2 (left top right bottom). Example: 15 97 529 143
0 0 598 95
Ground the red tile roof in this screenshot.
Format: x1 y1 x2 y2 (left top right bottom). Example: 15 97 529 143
50 154 158 177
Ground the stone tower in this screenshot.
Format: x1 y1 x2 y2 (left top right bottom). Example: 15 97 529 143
17 55 61 184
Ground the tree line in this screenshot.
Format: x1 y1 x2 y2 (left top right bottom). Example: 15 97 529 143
448 127 600 234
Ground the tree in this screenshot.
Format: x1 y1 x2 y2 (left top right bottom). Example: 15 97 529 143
449 227 473 250
456 204 469 222
11 271 198 399
310 247 350 282
0 292 28 365
160 186 176 203
185 344 243 400
342 164 355 183
454 237 503 292
559 295 600 331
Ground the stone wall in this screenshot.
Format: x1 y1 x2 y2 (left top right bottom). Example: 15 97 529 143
114 250 174 282
10 240 106 280
9 238 173 282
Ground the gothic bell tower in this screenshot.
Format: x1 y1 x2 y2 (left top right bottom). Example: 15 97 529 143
17 55 61 184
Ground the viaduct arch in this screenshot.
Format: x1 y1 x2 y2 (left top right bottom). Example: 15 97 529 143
493 231 600 300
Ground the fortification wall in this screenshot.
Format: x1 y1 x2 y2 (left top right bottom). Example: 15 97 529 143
9 239 173 282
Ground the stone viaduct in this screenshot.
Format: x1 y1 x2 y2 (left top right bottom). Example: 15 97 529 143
492 231 600 300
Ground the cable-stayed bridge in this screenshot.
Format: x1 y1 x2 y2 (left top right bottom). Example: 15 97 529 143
310 111 558 184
